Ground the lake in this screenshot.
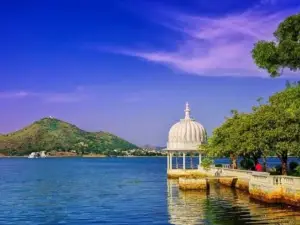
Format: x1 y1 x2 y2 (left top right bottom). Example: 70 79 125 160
0 157 299 225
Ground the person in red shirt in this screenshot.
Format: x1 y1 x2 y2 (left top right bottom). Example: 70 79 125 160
255 162 263 172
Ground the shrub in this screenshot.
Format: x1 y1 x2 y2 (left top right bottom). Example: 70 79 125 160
294 165 300 176
240 158 255 170
275 165 282 174
215 164 222 168
289 161 299 172
201 158 214 171
268 167 278 175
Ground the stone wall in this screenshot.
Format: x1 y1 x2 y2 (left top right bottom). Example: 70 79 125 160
249 173 300 207
281 176 300 207
197 166 300 206
169 166 300 207
217 177 246 190
198 166 269 178
167 169 206 179
178 177 208 190
197 166 255 191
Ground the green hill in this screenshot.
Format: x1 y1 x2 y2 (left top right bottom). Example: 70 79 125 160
0 117 139 156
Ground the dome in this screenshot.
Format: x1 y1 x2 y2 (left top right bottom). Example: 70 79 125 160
166 102 207 151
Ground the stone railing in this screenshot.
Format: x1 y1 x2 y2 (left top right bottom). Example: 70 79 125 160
249 173 300 207
272 176 283 185
195 165 300 206
222 168 258 179
222 164 231 169
282 176 294 185
197 166 253 178
251 174 300 186
269 175 300 187
251 172 271 184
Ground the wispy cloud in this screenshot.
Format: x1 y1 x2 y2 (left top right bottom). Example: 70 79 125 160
0 91 31 98
0 87 87 103
104 1 299 77
0 85 148 104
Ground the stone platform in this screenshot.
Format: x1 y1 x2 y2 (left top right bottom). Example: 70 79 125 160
178 177 208 190
167 169 206 179
168 166 300 207
249 173 300 207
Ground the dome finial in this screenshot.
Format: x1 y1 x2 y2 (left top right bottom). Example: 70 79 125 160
184 102 190 119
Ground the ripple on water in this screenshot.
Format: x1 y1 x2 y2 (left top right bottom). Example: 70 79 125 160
0 158 299 225
167 179 300 225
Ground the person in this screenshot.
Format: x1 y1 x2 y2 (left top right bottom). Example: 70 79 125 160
255 162 263 172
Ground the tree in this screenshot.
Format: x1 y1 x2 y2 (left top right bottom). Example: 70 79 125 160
252 13 300 77
204 84 300 175
74 142 89 155
204 111 247 169
201 157 214 171
241 84 300 174
249 83 300 175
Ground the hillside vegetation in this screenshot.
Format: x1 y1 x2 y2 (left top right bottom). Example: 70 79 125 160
0 117 139 156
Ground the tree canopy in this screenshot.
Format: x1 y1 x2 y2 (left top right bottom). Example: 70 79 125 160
205 82 300 175
251 13 300 77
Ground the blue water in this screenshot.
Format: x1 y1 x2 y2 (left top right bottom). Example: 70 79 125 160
0 157 299 225
214 157 300 167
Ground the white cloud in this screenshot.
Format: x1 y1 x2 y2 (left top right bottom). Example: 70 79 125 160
104 1 300 77
0 91 31 98
0 87 87 103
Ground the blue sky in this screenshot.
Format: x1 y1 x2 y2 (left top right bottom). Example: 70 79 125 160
1 0 300 146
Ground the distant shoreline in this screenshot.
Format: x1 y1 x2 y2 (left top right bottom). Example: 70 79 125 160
0 155 167 158
0 155 298 159
0 156 26 158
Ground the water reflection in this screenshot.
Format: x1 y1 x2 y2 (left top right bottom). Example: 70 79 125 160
167 180 300 225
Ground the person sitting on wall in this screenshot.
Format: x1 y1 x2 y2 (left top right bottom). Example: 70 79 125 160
255 162 263 172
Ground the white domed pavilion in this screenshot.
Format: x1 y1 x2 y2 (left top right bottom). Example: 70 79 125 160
165 102 207 170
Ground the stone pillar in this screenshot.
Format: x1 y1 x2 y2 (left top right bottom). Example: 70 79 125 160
170 153 173 170
199 153 202 167
169 181 173 199
167 153 169 170
183 153 186 170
